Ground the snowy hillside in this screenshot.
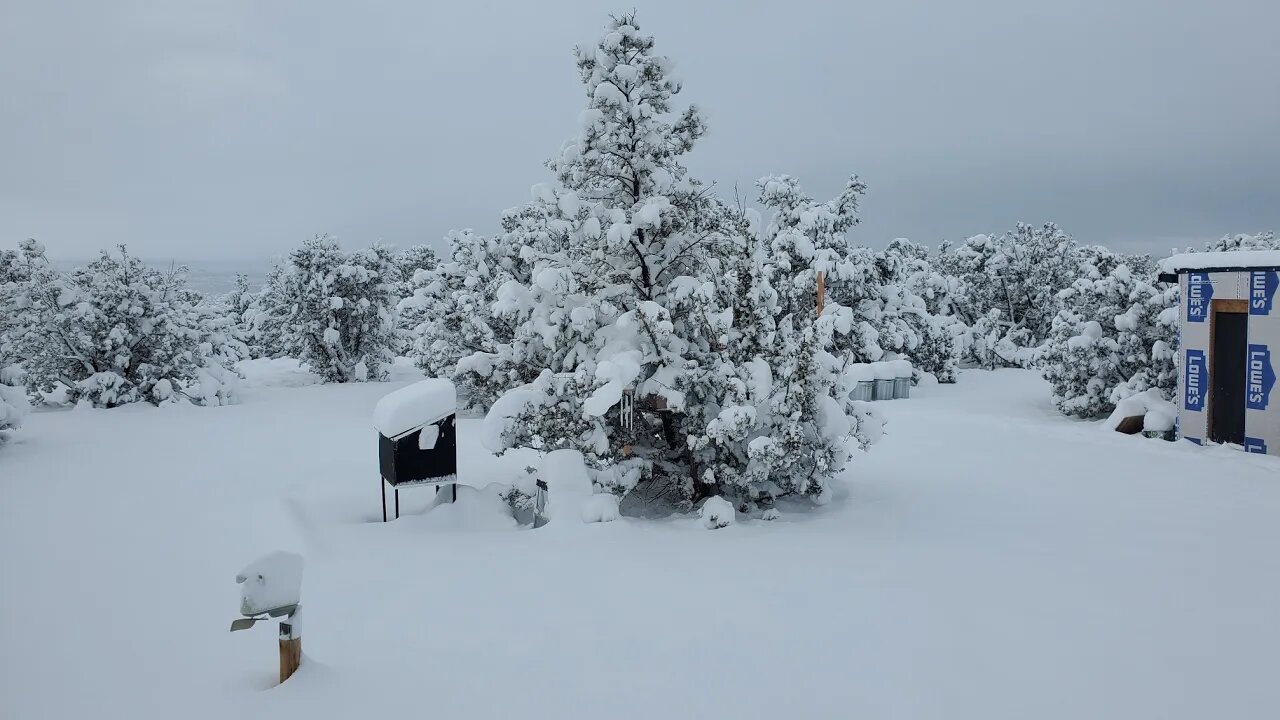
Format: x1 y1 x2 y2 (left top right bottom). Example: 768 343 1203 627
2 365 1278 719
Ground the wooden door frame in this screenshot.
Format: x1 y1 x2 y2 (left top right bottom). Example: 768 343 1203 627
1208 299 1248 442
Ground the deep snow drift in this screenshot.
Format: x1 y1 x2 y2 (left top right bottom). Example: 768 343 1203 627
2 363 1278 719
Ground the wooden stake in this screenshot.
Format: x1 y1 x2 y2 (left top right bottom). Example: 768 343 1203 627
816 271 826 316
278 609 301 684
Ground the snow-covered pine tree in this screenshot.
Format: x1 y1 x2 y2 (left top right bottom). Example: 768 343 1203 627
6 243 237 407
260 236 401 383
876 238 960 382
939 223 1082 367
1202 230 1277 252
755 174 903 366
390 244 441 354
481 13 879 510
401 228 528 408
0 246 30 441
1040 246 1178 417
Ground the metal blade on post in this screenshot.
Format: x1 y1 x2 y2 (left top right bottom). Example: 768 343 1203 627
230 617 260 632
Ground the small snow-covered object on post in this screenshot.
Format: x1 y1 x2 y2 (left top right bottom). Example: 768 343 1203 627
700 496 736 530
373 379 457 438
236 551 303 617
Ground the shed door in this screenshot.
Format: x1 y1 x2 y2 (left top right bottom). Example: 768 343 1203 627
1210 306 1247 445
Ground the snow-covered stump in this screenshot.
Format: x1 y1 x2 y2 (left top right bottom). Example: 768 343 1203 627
231 552 304 685
373 379 458 521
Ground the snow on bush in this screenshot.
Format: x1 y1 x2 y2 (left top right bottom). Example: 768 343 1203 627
1 242 238 408
936 224 1083 368
470 14 884 513
580 493 620 523
258 235 401 383
401 229 529 409
699 496 736 529
0 381 28 443
1040 247 1178 418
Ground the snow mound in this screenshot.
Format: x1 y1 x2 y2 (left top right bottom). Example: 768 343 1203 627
580 493 620 523
236 358 322 388
373 379 456 438
842 362 875 384
700 496 736 530
871 361 897 380
417 484 517 531
1103 389 1176 434
236 551 303 616
1160 250 1280 273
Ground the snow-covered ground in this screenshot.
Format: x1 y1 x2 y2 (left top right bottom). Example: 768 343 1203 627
2 365 1278 719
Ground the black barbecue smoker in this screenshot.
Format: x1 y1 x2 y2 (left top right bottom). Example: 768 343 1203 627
372 379 459 521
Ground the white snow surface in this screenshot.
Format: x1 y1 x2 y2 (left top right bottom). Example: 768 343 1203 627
371 379 456 437
3 368 1280 719
1159 250 1280 273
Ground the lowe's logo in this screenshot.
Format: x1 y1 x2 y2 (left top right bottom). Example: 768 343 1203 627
1185 349 1207 412
1246 344 1275 410
1187 272 1213 323
1250 271 1279 316
1245 437 1267 454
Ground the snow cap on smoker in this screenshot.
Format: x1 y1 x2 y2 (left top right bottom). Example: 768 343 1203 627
373 379 457 438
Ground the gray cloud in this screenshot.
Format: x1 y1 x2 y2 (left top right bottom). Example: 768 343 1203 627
3 0 1278 263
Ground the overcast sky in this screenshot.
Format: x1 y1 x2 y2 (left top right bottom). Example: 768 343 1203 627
3 0 1278 264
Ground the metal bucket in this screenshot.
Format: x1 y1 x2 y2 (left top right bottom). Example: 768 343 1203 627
893 377 911 399
873 378 895 401
850 381 874 402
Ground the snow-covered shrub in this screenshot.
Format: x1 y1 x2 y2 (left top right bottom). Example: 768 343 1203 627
477 14 882 512
1039 248 1178 418
258 236 401 383
699 496 736 529
402 229 528 408
4 243 237 408
938 223 1082 367
0 378 28 444
1202 231 1277 252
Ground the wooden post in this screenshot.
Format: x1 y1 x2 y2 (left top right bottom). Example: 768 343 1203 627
278 607 301 684
816 271 826 316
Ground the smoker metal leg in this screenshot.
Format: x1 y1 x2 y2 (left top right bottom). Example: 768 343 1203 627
395 488 400 519
381 479 387 523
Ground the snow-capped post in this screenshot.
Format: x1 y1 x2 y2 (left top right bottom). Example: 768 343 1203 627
373 379 459 520
230 551 303 684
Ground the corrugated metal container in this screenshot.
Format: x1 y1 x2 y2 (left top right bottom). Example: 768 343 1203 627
850 381 874 402
873 379 895 400
892 359 913 399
